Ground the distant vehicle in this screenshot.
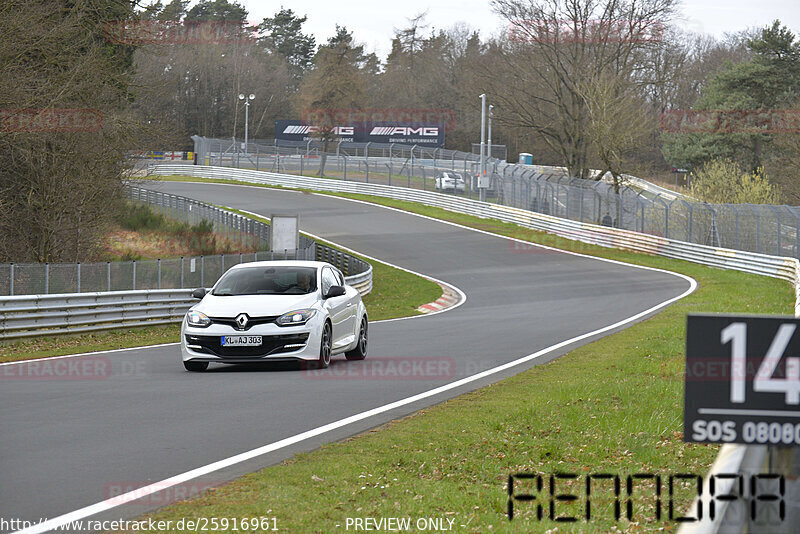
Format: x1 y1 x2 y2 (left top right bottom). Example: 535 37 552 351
181 261 368 371
435 172 466 193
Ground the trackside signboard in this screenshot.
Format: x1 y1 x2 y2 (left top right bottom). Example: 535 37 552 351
275 120 445 147
684 314 800 445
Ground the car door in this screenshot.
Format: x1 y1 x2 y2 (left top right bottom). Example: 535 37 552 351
334 267 358 338
321 267 349 347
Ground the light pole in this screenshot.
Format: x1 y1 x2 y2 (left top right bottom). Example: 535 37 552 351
479 93 486 202
487 104 494 181
238 93 255 152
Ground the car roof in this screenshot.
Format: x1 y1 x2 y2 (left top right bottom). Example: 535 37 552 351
226 260 332 271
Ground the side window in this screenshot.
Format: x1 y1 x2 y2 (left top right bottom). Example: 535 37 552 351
334 268 344 286
321 267 337 295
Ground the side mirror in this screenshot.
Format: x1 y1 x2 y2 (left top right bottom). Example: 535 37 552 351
192 288 207 299
324 285 346 299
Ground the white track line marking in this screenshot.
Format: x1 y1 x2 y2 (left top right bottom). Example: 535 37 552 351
14 181 697 534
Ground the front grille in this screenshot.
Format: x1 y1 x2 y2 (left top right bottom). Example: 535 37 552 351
208 316 279 331
185 333 310 358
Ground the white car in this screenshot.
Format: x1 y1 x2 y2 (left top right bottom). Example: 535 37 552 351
181 260 368 371
435 172 466 192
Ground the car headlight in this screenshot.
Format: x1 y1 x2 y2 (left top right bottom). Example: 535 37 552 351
276 309 316 327
186 310 211 328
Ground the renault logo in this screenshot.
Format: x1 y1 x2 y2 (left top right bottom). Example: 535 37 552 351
235 313 249 330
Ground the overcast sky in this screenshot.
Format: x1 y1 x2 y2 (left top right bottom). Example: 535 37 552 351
235 0 800 59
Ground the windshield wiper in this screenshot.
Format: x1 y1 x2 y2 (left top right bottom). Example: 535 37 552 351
213 292 234 296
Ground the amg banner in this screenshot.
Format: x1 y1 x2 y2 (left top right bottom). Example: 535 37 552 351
275 120 445 147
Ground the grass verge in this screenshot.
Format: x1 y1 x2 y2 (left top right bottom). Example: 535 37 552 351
0 325 181 364
113 175 795 533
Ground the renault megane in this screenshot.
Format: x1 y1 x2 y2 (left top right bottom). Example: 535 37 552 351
180 260 368 371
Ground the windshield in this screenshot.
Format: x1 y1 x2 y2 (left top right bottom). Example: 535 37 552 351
212 266 318 296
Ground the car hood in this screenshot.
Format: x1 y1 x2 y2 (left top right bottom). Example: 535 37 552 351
193 293 319 317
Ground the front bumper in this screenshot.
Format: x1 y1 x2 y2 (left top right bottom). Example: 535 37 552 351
181 319 321 363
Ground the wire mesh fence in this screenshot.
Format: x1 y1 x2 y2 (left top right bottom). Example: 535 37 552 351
0 186 316 296
173 136 800 259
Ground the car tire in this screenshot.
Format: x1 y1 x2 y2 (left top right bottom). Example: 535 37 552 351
345 317 368 361
183 361 209 372
317 321 332 369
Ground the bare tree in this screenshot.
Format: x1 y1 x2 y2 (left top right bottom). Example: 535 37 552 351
485 0 676 178
577 71 657 193
0 0 141 262
296 26 367 176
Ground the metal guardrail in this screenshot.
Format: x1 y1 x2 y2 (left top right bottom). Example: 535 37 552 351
151 164 800 532
0 259 371 340
0 290 194 340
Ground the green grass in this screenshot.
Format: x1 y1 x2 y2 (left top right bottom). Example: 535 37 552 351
116 202 211 235
112 175 796 533
0 325 182 364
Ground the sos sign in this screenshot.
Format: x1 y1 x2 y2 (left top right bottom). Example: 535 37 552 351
684 314 800 445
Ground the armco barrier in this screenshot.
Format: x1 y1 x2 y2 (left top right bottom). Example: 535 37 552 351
0 289 194 340
150 164 800 533
0 256 370 341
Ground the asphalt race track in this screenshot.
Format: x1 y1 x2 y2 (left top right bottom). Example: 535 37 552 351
0 181 693 531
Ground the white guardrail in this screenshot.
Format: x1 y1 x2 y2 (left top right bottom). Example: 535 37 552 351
0 263 370 341
149 164 800 533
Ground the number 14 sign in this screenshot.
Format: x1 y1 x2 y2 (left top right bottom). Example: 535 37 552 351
684 314 800 445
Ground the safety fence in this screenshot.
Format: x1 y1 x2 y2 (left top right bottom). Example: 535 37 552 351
0 186 316 296
149 164 800 533
0 251 371 341
179 136 800 261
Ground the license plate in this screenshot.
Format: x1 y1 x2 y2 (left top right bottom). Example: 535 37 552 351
221 335 262 347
